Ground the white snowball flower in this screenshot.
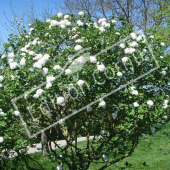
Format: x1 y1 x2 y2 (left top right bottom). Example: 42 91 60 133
74 45 82 51
65 69 72 75
161 71 166 76
46 83 52 89
115 32 120 35
33 94 39 98
161 42 165 46
29 28 34 32
75 39 83 43
64 14 69 19
111 19 117 23
150 35 154 38
164 100 169 104
8 59 14 63
78 11 85 16
98 18 107 24
87 106 93 112
125 48 135 54
117 72 123 77
160 56 163 59
42 68 48 75
119 43 125 48
46 76 55 83
99 100 106 108
36 89 43 96
133 102 139 107
43 54 50 61
57 12 63 18
147 100 154 106
0 84 3 87
112 113 117 119
0 111 5 116
10 62 18 69
14 111 20 116
46 19 51 22
20 57 26 66
99 27 105 33
57 97 65 106
132 90 139 95
8 52 15 58
163 105 168 109
1 54 5 59
53 65 61 70
122 57 129 63
130 86 136 90
33 62 42 69
90 56 97 63
105 23 110 27
60 24 66 29
97 64 105 72
50 20 59 26
129 41 138 47
28 51 35 55
77 80 85 86
57 165 62 170
33 54 43 60
0 76 4 82
130 32 137 39
0 137 3 143
77 20 84 26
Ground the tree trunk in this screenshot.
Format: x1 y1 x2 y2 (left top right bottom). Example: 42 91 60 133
41 130 49 156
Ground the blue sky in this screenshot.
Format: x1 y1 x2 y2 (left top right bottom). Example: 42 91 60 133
0 0 63 45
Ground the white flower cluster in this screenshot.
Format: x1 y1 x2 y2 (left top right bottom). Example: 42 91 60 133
33 89 44 98
8 52 18 69
14 110 20 116
129 41 138 47
57 97 65 106
49 13 71 29
124 48 135 54
99 100 106 108
147 100 154 106
74 45 82 51
78 11 85 17
0 76 4 82
0 137 3 143
77 80 85 86
20 57 26 66
33 54 50 69
163 100 168 109
53 65 62 70
97 63 105 72
46 76 55 89
133 102 139 107
0 109 5 116
90 56 97 63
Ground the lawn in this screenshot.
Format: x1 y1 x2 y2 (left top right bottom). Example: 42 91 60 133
3 122 170 170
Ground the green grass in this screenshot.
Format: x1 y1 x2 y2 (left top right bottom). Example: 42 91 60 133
4 122 170 170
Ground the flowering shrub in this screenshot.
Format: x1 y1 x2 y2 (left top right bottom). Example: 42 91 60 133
0 11 169 169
